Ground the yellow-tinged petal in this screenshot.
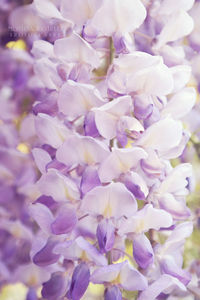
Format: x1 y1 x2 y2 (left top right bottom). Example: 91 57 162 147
6 40 26 51
125 138 133 148
17 143 29 154
103 203 112 218
37 287 42 298
87 283 104 296
111 273 121 285
0 283 28 300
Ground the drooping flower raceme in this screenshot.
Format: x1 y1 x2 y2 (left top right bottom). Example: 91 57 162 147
1 0 199 299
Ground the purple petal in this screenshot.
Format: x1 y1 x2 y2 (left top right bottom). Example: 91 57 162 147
42 273 67 300
134 95 153 120
120 262 148 291
26 288 38 300
76 237 107 266
113 33 132 54
35 195 58 211
159 193 191 220
141 150 165 179
138 274 186 300
80 166 101 197
84 111 100 138
32 148 51 174
133 234 154 269
104 286 122 300
67 263 90 300
33 239 60 267
122 172 148 200
29 203 54 234
91 262 124 284
51 205 77 235
160 257 192 285
96 219 115 253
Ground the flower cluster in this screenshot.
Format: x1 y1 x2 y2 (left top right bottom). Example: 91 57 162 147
1 0 200 300
0 36 38 300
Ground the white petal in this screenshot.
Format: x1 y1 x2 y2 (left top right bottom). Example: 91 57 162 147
54 32 100 68
58 80 105 119
56 135 109 166
137 118 183 153
81 182 137 218
98 147 147 183
90 0 146 35
35 113 69 149
31 40 54 59
32 148 51 174
156 11 194 48
162 87 196 119
159 0 195 15
170 65 191 93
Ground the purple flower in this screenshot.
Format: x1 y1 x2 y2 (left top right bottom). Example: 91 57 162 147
1 0 198 298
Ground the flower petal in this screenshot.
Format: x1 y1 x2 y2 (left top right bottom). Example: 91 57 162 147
91 262 123 283
105 286 122 300
120 262 148 291
156 11 194 48
42 273 67 300
88 0 146 36
96 219 115 253
119 204 173 235
33 239 60 267
94 95 133 140
67 263 90 300
29 203 54 235
160 256 191 285
76 237 107 266
133 233 154 269
56 135 109 167
137 118 183 154
170 65 191 93
80 166 101 196
32 148 51 174
162 87 196 119
51 205 77 235
37 169 80 202
54 32 100 68
58 80 105 119
81 182 137 218
35 113 69 149
108 52 173 96
138 274 186 300
98 147 147 183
